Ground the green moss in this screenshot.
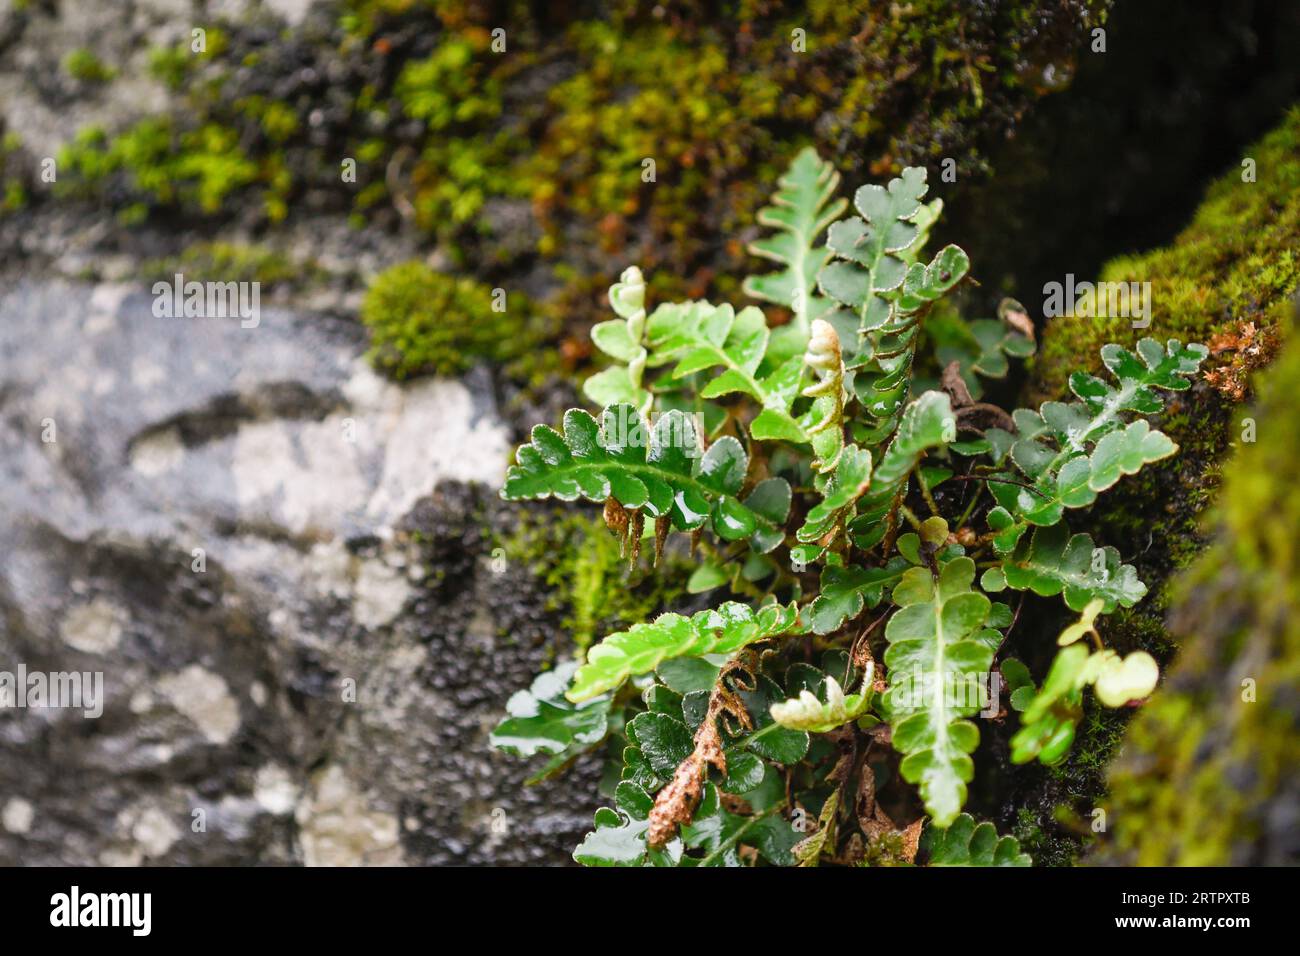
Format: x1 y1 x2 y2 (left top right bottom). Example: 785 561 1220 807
502 507 692 652
360 261 536 379
142 241 309 287
0 132 26 215
52 2 1104 309
57 117 259 215
62 48 117 84
147 43 194 91
1100 300 1300 865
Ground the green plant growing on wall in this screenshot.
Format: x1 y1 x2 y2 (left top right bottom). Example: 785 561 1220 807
493 147 1208 866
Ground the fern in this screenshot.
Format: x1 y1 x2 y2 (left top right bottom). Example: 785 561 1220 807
769 668 877 733
984 339 1208 531
503 404 783 550
492 147 1206 867
882 557 995 827
1008 601 1161 766
743 145 847 359
566 602 801 702
921 813 1031 867
584 267 652 414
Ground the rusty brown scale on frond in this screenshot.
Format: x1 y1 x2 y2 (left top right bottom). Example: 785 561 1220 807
646 661 754 848
603 497 628 545
653 515 670 567
627 509 645 568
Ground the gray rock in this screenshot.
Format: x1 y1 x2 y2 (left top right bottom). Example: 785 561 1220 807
0 280 600 865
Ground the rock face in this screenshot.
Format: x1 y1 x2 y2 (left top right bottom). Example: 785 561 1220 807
0 280 600 865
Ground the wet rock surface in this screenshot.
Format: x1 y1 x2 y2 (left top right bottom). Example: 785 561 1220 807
0 280 600 865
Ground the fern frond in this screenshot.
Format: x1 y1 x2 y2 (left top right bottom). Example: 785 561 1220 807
584 267 653 415
921 813 1031 866
503 404 781 546
566 601 802 702
981 520 1147 613
743 146 847 355
882 556 994 826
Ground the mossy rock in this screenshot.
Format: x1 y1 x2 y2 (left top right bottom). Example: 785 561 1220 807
499 505 694 655
1032 105 1299 403
38 2 1106 320
1015 106 1300 863
1099 299 1299 865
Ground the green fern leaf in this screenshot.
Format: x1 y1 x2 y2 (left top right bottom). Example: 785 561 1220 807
818 166 932 336
574 780 681 867
502 404 778 542
984 520 1147 612
743 146 847 356
491 661 613 761
584 267 652 414
882 556 994 826
849 390 958 550
795 444 873 544
999 338 1207 505
1010 607 1161 766
808 559 909 634
921 813 1032 866
566 601 802 702
643 300 810 439
930 300 1036 399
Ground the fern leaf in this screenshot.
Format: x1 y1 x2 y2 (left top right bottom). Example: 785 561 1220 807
574 780 681 867
818 166 932 336
770 672 876 734
584 267 652 415
849 390 958 550
643 300 810 439
1009 610 1161 766
976 338 1208 563
491 661 612 758
1001 338 1208 501
921 813 1031 866
743 146 847 353
502 404 777 543
845 244 970 436
931 299 1035 399
795 444 873 544
808 559 908 634
982 520 1146 612
883 556 994 826
566 601 802 702
491 661 616 784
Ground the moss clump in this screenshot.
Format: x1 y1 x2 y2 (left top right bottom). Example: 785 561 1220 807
1099 300 1300 865
62 48 117 84
360 261 533 379
501 507 692 653
57 119 259 216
